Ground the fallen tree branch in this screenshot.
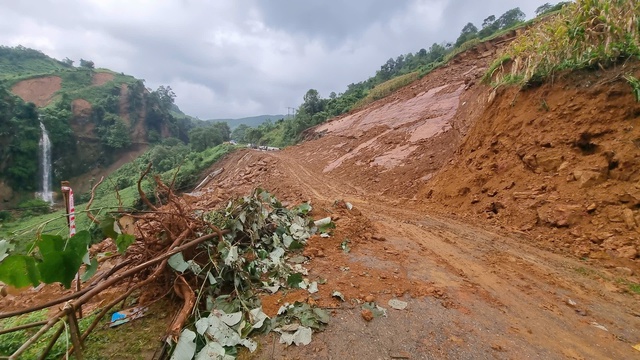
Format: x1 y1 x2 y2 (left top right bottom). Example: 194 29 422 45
0 259 133 320
85 176 105 224
167 275 196 341
9 315 63 359
0 320 48 336
66 306 84 359
109 178 124 213
9 229 227 359
37 323 64 360
138 163 158 211
73 229 226 308
77 227 194 345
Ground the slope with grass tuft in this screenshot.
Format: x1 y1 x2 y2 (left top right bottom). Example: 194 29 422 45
487 0 640 87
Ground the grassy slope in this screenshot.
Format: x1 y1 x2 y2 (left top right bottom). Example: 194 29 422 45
0 47 140 109
486 1 639 86
0 143 237 252
0 48 68 81
209 114 287 129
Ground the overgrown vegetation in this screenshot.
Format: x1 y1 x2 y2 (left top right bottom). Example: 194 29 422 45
0 85 40 191
487 0 640 87
352 72 420 110
625 74 640 101
0 310 99 359
0 46 201 197
0 142 237 251
0 179 329 359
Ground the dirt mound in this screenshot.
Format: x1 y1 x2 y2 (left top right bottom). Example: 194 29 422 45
302 40 504 201
4 33 640 359
11 76 62 107
422 64 640 267
304 35 640 270
71 98 92 117
70 99 95 138
182 147 638 358
92 72 114 86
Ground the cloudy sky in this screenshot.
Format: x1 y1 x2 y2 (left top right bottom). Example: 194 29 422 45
0 0 550 119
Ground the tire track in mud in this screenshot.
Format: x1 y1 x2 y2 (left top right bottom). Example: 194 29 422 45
262 150 640 359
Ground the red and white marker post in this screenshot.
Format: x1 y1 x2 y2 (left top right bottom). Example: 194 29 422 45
61 181 82 318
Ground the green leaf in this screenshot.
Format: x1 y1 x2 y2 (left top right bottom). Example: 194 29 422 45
115 234 135 254
37 235 86 288
317 222 336 234
81 258 99 282
294 203 312 215
341 239 351 253
289 241 304 250
68 231 92 258
313 308 330 324
38 250 82 288
38 234 65 255
224 246 239 266
100 216 120 240
0 255 40 288
195 342 227 360
287 273 303 288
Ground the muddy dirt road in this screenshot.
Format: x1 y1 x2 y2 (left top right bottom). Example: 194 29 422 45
215 149 640 359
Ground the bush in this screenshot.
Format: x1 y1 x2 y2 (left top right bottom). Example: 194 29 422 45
0 210 11 222
17 199 51 215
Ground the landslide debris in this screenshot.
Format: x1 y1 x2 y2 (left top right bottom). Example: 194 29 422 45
424 65 640 270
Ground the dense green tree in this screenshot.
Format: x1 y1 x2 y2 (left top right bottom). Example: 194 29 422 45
231 124 250 142
102 115 131 149
245 128 263 144
154 85 176 111
536 2 570 16
456 22 479 47
79 58 94 69
0 86 40 190
482 15 496 29
189 126 224 152
302 89 323 115
145 85 186 141
497 8 525 29
148 143 190 172
210 121 231 141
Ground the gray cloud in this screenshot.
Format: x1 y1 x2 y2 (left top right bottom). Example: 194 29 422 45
0 0 550 119
249 0 412 46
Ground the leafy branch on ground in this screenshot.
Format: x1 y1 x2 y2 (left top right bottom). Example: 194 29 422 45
0 164 328 359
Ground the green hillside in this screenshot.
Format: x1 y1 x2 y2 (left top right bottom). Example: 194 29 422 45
209 114 286 129
0 45 68 79
0 46 198 205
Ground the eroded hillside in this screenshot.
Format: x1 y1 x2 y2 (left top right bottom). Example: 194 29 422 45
424 64 640 265
0 49 189 202
3 5 640 358
171 31 640 357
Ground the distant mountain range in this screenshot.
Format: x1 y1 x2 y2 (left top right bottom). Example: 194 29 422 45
209 114 287 129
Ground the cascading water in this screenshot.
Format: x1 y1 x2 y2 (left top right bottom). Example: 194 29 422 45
37 121 54 204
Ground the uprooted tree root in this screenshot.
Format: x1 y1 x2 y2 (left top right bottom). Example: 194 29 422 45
0 164 229 359
1 162 328 359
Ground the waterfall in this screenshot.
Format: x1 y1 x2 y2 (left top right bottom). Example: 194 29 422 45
37 121 54 204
